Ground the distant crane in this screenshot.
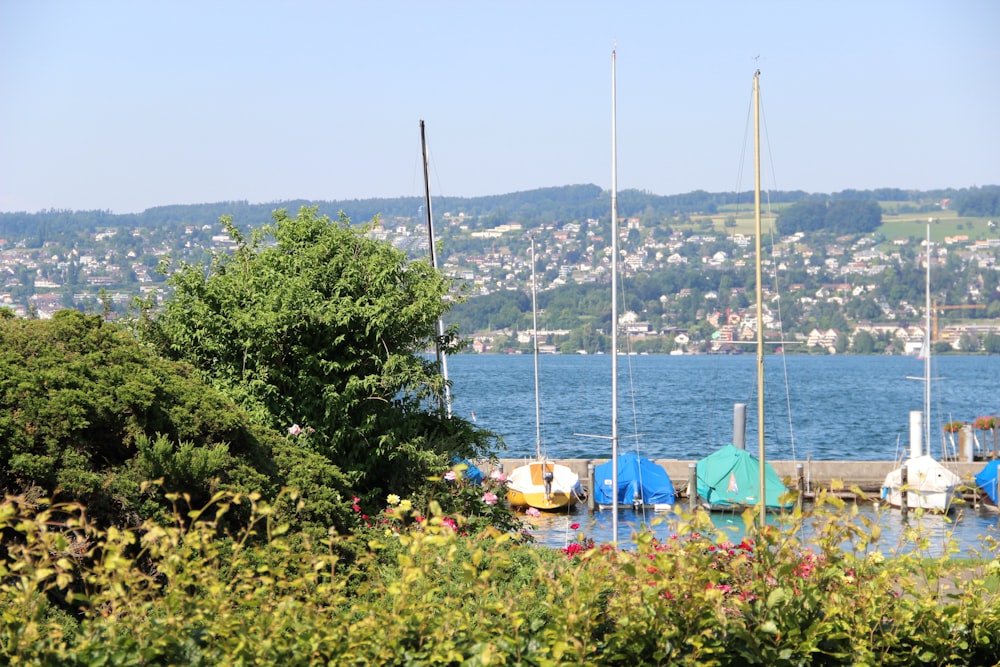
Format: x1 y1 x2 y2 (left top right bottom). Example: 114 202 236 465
932 300 982 343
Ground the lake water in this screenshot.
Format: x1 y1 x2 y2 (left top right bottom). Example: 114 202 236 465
448 353 1000 461
446 353 1000 555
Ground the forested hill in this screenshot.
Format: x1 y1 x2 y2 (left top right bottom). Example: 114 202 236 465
2 184 998 238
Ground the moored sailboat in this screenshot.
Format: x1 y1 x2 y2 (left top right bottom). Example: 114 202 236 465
592 48 675 524
693 70 791 521
881 222 960 513
505 238 584 511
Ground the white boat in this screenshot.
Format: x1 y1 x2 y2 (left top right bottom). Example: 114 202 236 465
506 238 584 511
881 223 960 513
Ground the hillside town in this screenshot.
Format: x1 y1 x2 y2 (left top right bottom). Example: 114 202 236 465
2 206 1000 355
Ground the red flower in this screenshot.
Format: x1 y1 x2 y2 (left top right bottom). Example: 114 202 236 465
570 523 580 530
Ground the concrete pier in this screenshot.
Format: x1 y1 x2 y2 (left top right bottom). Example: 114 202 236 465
494 458 988 501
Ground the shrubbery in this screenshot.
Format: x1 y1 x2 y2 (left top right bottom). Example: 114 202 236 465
4 489 1000 665
0 309 366 536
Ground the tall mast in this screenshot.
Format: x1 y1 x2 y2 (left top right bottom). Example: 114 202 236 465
924 219 932 455
531 236 542 460
753 70 766 530
420 120 451 417
610 48 620 542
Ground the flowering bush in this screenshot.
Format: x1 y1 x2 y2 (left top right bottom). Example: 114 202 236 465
4 492 1000 664
361 463 530 541
943 420 964 433
974 415 999 431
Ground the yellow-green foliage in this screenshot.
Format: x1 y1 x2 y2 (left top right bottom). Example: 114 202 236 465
3 491 1000 665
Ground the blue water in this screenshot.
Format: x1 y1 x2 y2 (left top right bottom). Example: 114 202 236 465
448 354 1000 461
447 353 1000 555
520 503 1000 558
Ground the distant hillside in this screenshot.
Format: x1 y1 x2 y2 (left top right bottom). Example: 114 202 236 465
2 184 997 239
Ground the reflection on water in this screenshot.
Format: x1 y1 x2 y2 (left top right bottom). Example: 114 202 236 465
520 503 1000 559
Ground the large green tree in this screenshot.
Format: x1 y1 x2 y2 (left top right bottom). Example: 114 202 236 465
141 207 495 500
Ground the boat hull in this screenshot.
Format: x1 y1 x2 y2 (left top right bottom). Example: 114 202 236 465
881 454 961 513
880 487 957 513
506 461 584 511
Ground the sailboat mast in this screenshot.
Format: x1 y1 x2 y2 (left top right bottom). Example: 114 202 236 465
753 71 766 529
531 237 542 460
924 219 932 455
420 120 451 418
610 47 620 542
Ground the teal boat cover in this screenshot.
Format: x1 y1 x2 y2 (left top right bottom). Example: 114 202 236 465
696 444 792 510
594 452 676 505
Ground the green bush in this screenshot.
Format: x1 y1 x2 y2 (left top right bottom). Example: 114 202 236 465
3 491 1000 665
0 310 357 534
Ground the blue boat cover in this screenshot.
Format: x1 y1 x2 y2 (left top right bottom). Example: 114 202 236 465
594 452 676 505
975 460 999 504
696 444 793 510
452 458 485 484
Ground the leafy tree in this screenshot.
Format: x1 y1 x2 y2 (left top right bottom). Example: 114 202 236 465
984 333 1000 354
851 330 875 354
140 206 497 503
954 185 1000 217
776 200 881 235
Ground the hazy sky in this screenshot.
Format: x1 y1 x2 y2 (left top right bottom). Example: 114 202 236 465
1 1 997 214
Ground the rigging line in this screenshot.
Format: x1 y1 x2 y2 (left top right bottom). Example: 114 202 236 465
614 209 651 524
758 93 798 465
616 263 644 450
618 276 650 523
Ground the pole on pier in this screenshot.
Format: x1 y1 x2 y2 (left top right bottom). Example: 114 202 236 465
587 462 596 511
688 463 698 512
733 403 747 450
900 463 909 520
796 464 804 511
960 424 974 462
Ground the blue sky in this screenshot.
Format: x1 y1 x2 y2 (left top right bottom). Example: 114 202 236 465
1 1 997 214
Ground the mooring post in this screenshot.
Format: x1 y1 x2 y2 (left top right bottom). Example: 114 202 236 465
796 464 804 511
587 462 595 511
688 463 697 511
900 463 909 520
733 403 746 450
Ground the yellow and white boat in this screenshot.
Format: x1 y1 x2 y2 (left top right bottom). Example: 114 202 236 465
505 238 585 511
506 459 583 510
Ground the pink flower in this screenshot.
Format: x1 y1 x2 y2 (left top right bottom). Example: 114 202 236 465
441 517 457 530
481 492 498 505
490 469 507 483
525 507 541 517
570 523 580 530
444 470 457 481
287 424 301 436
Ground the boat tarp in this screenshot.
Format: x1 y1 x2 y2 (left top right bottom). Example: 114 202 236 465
696 444 792 510
453 458 485 484
594 452 676 505
975 460 1000 504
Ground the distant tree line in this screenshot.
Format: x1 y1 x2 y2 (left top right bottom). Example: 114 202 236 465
2 185 991 241
776 200 883 235
954 185 1000 218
